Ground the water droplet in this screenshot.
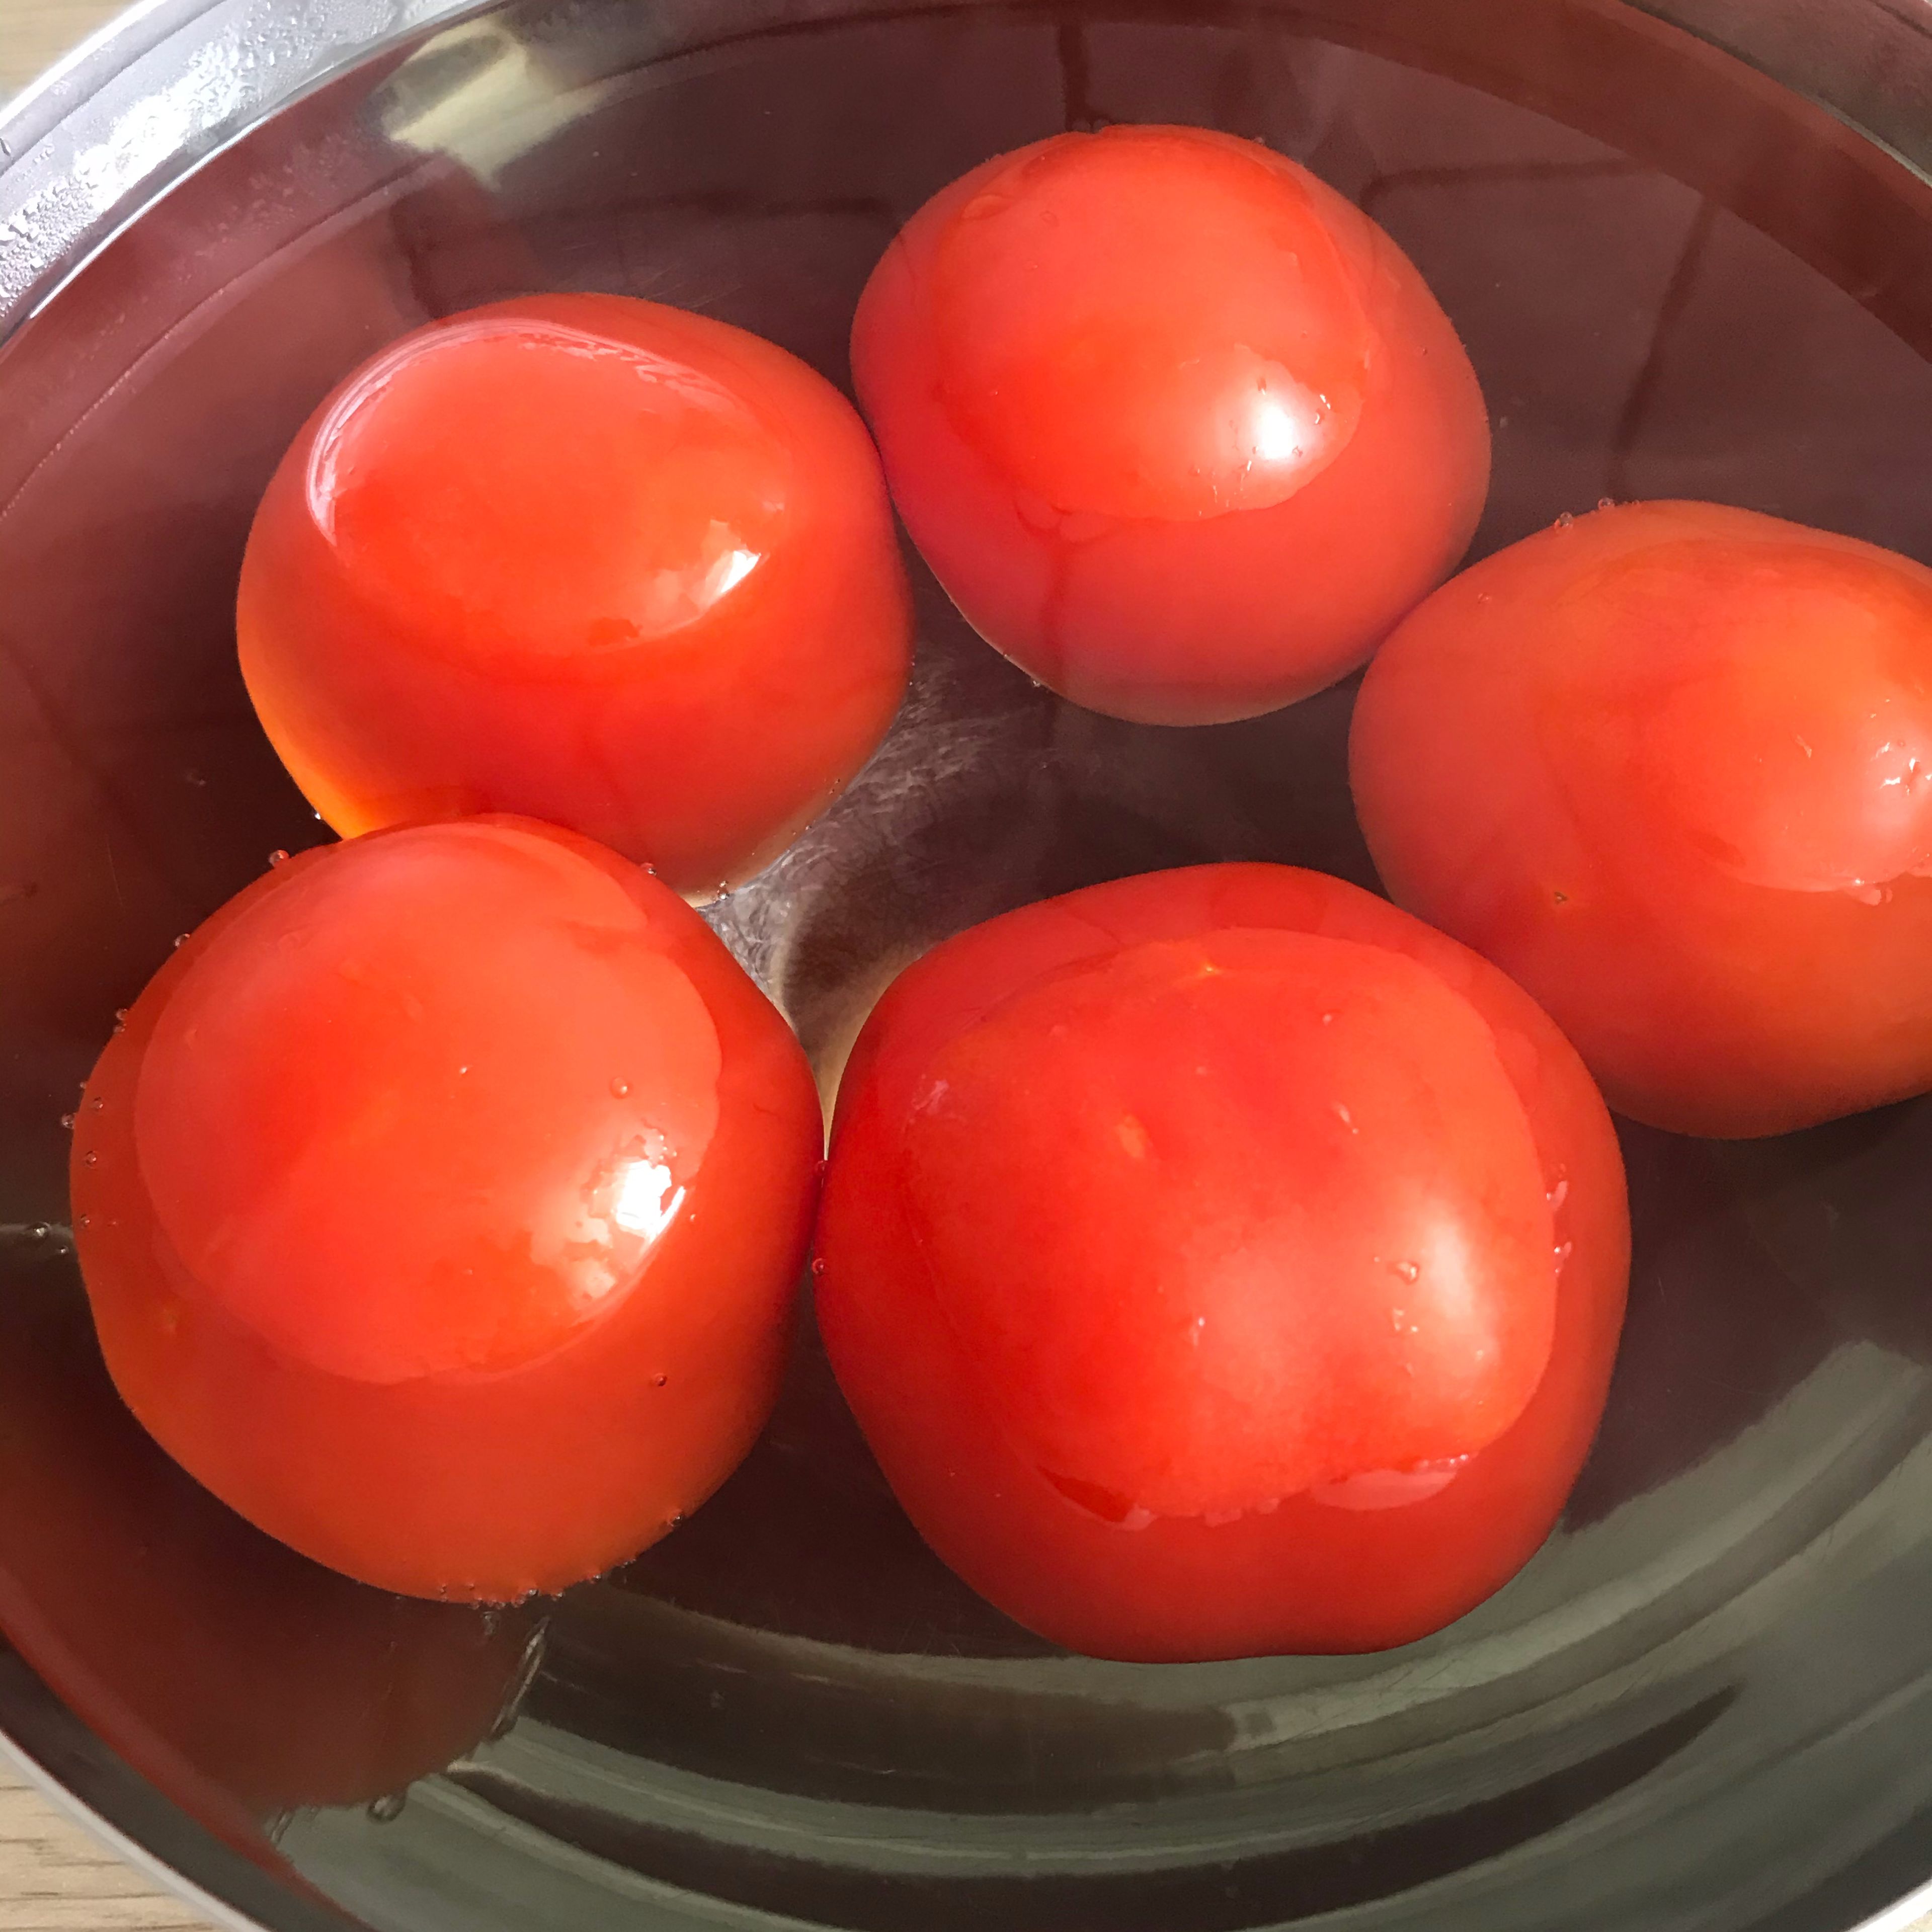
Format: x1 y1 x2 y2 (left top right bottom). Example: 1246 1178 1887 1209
59 1113 74 1130
76 1215 90 1231
173 933 189 949
809 1257 827 1277
366 1791 408 1823
1597 497 1615 512
1391 1259 1420 1283
1547 1177 1569 1213
653 1373 668 1387
90 1096 104 1112
664 1510 686 1529
642 863 657 876
457 1065 469 1077
267 849 289 867
1332 1101 1357 1132
1556 512 1575 531
1320 1011 1335 1026
1554 1239 1575 1273
610 1079 630 1098
81 1151 97 1167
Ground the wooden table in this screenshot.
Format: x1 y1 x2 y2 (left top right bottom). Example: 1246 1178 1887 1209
0 0 117 98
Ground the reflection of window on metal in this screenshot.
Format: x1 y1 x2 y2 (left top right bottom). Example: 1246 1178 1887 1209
376 19 617 189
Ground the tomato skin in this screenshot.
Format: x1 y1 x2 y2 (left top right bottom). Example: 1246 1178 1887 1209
1350 500 1932 1138
850 125 1490 726
70 818 822 1601
238 295 912 897
815 865 1627 1661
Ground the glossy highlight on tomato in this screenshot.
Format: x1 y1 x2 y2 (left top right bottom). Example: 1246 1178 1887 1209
851 125 1491 725
70 817 823 1600
814 864 1627 1661
238 295 912 896
1351 500 1932 1138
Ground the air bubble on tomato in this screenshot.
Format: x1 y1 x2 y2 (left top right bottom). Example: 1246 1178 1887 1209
851 125 1491 725
1351 499 1932 1137
238 295 913 897
70 817 823 1600
814 863 1627 1662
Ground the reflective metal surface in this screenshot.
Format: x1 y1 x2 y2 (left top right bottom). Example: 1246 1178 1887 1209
9 3 1932 1929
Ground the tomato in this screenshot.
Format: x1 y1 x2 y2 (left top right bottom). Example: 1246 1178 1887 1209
1350 499 1932 1138
850 125 1490 726
0 1268 538 1851
814 865 1627 1661
238 295 912 897
70 817 822 1600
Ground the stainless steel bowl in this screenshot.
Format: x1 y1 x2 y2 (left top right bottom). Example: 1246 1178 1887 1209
10 4 1932 1928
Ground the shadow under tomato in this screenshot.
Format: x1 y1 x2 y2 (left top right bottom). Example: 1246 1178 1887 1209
0 1248 540 1856
1706 1092 1932 1370
1568 1101 1932 1528
601 1303 1053 1659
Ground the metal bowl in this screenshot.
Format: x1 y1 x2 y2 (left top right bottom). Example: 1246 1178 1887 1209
9 3 1932 1928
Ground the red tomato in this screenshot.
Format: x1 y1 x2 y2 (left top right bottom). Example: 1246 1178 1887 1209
814 865 1627 1661
850 125 1490 725
70 818 822 1600
1350 500 1932 1138
238 295 912 896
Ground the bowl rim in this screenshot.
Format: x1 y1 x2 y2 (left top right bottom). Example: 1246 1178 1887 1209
5 2 1932 1929
0 0 484 332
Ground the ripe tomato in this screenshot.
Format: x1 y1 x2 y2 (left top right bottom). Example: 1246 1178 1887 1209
814 865 1627 1661
850 125 1490 726
238 295 912 897
71 818 822 1600
1350 500 1932 1138
0 1269 538 1848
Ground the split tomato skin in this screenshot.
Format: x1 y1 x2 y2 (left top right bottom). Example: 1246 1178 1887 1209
70 818 822 1601
1350 499 1932 1138
850 125 1491 725
238 294 912 896
815 865 1627 1662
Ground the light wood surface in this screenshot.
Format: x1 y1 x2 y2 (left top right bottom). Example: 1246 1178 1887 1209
0 0 121 97
0 1773 203 1932
3 2 213 1920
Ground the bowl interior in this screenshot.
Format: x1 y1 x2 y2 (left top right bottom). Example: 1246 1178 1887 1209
8 3 1932 1929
